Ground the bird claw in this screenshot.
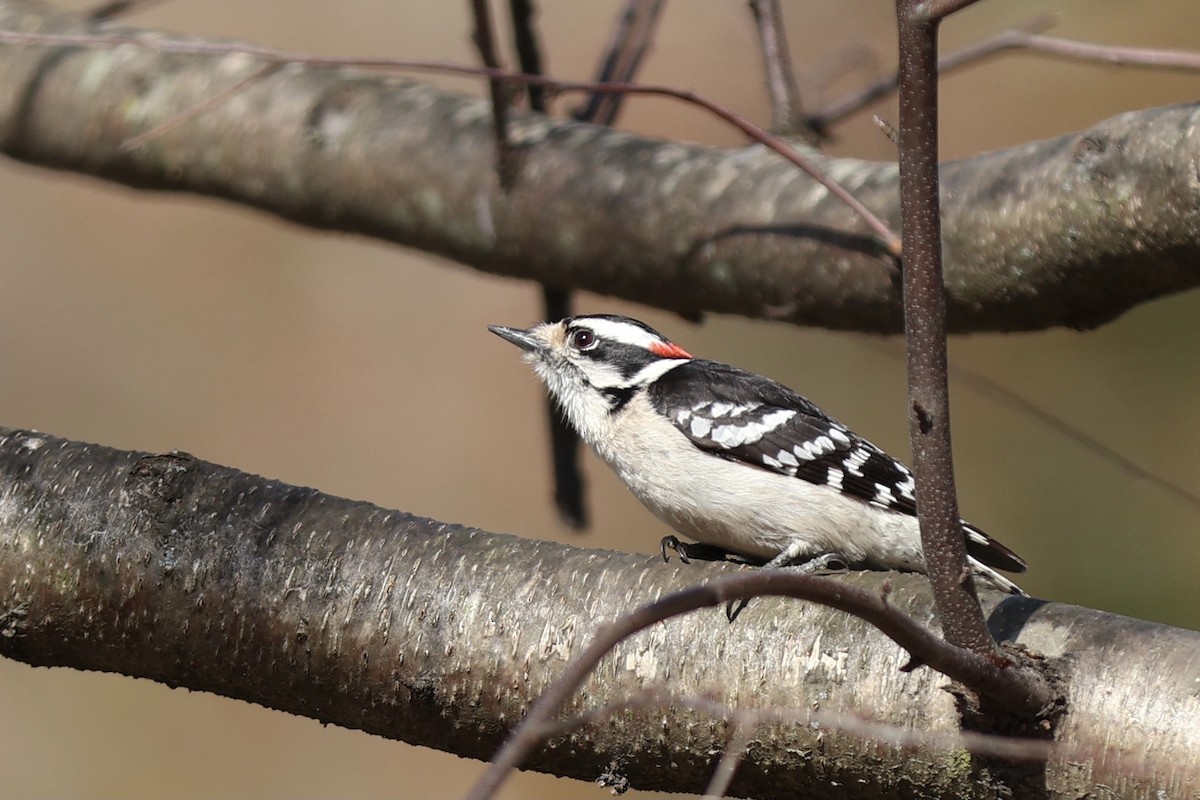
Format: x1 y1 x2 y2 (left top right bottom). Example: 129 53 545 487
660 535 690 563
726 552 853 622
659 536 744 565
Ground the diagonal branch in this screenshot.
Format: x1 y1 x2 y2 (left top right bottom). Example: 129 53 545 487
466 568 1057 799
569 0 664 127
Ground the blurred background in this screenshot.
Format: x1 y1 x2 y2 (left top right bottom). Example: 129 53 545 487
2 1 1199 797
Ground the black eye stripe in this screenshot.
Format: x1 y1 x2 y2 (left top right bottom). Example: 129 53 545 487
577 340 657 380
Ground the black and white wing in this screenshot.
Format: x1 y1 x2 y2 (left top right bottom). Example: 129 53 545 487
647 359 1026 574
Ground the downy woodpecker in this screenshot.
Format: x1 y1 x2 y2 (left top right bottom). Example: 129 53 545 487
489 314 1026 594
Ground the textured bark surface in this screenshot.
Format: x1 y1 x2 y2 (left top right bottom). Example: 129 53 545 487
2 427 1198 798
1 0 1200 333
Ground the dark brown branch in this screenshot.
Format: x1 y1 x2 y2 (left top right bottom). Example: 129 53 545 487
2 3 1200 333
470 0 517 187
812 15 1057 130
508 0 547 112
914 0 983 20
506 0 588 529
857 338 1200 519
466 568 1058 799
893 0 1054 715
894 0 994 660
747 0 818 141
569 0 664 127
813 15 1200 131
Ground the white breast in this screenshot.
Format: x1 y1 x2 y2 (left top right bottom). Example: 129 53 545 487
578 393 927 570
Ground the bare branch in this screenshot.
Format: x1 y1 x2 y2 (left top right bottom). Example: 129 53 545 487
3 426 1198 798
569 0 665 127
747 0 818 141
894 0 996 661
470 0 518 187
0 17 901 257
506 0 588 529
119 62 282 152
466 567 1058 800
2 3 1200 332
814 14 1200 130
812 15 1058 129
1019 31 1200 70
701 712 756 799
913 0 985 21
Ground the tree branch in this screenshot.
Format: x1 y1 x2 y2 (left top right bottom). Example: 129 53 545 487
2 426 1199 798
1 1 1199 333
468 568 1058 799
895 0 996 662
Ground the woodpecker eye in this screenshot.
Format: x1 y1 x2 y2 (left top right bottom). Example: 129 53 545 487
570 328 597 350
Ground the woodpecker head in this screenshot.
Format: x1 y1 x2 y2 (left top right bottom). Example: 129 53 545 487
489 314 693 413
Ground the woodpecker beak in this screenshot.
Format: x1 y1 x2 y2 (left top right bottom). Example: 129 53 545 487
488 324 543 353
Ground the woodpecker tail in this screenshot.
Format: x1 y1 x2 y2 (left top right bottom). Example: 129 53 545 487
968 557 1027 596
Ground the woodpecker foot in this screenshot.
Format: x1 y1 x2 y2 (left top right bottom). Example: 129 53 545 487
726 552 852 621
659 536 745 564
772 551 851 574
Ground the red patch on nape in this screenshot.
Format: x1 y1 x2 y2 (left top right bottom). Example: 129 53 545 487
649 341 692 359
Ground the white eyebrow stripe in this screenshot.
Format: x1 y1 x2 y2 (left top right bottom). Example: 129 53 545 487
578 317 676 351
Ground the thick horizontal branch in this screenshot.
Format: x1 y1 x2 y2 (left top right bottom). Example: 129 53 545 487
2 426 1199 798
2 1 1200 332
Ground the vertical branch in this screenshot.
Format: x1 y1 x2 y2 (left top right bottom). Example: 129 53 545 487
509 0 588 529
508 0 546 110
504 0 668 530
747 0 819 142
570 0 665 127
470 0 517 187
892 0 996 658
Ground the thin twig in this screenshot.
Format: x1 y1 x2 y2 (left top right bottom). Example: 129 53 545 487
747 0 817 141
570 0 665 127
508 0 547 111
915 0 985 20
507 0 588 529
463 569 1049 800
812 14 1200 130
0 27 902 256
814 14 1054 128
701 712 757 800
949 363 1200 515
1019 31 1200 69
542 690 1117 773
119 62 282 152
469 0 518 188
859 338 1200 519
